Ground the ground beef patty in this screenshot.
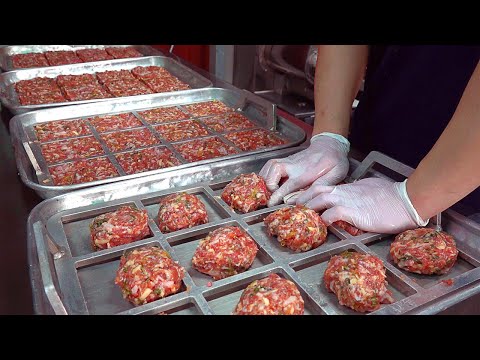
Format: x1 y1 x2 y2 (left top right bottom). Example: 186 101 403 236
233 274 304 315
90 206 150 250
264 205 328 252
324 251 394 313
390 228 458 275
221 173 271 213
115 246 185 306
192 226 258 280
157 192 208 233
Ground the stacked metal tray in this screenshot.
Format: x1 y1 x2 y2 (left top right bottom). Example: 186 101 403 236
0 56 212 114
0 45 163 72
11 87 305 199
28 149 480 315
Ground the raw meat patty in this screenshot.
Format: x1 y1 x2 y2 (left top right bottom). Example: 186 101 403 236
89 205 150 250
233 274 304 315
221 173 271 213
157 192 208 233
265 205 328 252
115 246 185 306
324 251 394 312
390 228 458 275
192 226 258 280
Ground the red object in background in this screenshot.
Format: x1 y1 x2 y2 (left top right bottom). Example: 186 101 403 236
153 45 210 71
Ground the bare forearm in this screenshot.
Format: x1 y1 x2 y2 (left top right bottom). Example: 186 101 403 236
313 45 369 137
408 61 480 220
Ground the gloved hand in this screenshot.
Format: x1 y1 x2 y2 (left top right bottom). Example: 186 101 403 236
259 132 350 207
296 178 429 234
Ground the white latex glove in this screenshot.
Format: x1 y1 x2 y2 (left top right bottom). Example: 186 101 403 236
259 132 350 207
297 178 429 234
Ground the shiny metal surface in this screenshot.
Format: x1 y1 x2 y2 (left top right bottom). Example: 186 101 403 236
0 56 212 114
0 45 163 72
10 87 306 199
27 150 480 315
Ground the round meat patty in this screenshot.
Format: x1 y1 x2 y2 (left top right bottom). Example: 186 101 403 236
390 228 458 275
192 226 258 280
115 246 186 306
233 274 304 315
157 192 208 233
264 205 328 252
324 251 394 313
221 173 271 213
90 206 150 251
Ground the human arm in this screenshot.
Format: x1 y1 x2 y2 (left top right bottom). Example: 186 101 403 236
259 45 369 206
297 60 480 233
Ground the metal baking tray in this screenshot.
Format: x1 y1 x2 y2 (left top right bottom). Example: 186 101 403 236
27 149 480 315
0 56 212 114
10 87 305 199
0 45 163 72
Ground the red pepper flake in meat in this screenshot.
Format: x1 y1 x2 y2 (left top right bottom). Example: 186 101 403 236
192 226 258 280
201 112 256 133
221 173 271 213
88 113 143 133
324 251 394 312
225 128 286 151
105 47 144 59
49 157 118 185
154 120 208 142
40 136 104 164
137 106 190 124
76 49 114 62
390 228 458 275
233 274 304 315
115 246 185 306
183 100 233 117
12 53 49 69
173 137 237 162
441 278 454 286
44 50 82 66
101 128 159 152
265 205 328 252
157 192 208 233
116 147 181 175
34 119 91 142
90 205 150 250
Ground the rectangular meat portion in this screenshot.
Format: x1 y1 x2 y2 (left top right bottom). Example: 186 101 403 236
49 157 118 185
137 106 190 124
88 113 143 133
115 146 181 175
101 128 159 152
154 120 208 142
34 119 91 142
40 136 104 164
173 137 237 162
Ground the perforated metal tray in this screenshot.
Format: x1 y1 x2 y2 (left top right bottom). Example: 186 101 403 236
27 149 480 315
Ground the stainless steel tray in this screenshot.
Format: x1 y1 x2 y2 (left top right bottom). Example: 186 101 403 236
11 87 305 199
0 45 163 72
27 149 480 315
0 56 212 114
